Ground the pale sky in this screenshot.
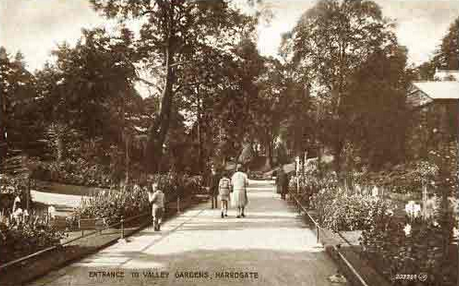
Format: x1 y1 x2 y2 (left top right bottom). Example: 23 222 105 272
1 0 459 72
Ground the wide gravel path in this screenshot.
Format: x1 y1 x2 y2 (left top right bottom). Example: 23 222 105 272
28 180 342 286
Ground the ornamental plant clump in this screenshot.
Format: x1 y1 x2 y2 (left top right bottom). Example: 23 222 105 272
288 166 339 206
71 184 150 227
352 160 439 194
0 212 64 264
70 172 203 226
0 175 35 213
360 214 454 285
0 176 26 198
310 185 394 231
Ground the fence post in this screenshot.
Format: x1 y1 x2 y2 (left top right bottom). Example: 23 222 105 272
177 196 181 213
120 216 125 240
316 223 320 243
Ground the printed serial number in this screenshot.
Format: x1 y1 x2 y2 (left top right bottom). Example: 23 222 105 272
394 273 428 282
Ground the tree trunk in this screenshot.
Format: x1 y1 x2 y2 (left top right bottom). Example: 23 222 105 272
0 91 6 160
267 139 273 167
145 47 175 173
197 85 203 174
125 135 130 184
56 135 64 162
333 143 343 180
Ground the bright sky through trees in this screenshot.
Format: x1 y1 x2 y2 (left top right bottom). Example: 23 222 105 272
1 0 459 72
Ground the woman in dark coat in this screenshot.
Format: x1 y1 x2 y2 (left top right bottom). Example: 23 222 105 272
278 167 288 200
208 166 220 209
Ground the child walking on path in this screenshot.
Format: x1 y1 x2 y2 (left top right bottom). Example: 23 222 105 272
218 172 232 218
148 182 165 231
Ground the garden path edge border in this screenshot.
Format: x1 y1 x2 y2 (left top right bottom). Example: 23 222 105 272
1 195 208 286
291 200 392 286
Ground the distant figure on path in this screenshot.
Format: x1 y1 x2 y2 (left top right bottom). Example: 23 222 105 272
231 164 249 218
218 171 232 218
275 168 281 194
278 167 288 200
208 165 220 209
148 182 165 231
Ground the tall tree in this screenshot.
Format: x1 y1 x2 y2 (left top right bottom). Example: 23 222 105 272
414 16 459 81
345 46 410 170
90 0 254 173
281 0 398 175
433 16 459 70
0 47 42 158
36 28 137 163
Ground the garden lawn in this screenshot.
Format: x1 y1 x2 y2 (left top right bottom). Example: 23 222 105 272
31 190 87 209
35 181 108 196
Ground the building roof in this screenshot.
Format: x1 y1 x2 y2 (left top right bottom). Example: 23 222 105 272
412 81 459 100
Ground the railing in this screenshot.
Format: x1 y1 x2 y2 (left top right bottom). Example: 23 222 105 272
288 190 370 286
289 191 322 243
0 211 150 272
0 191 203 272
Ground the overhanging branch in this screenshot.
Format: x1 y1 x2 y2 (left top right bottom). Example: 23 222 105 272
136 77 163 93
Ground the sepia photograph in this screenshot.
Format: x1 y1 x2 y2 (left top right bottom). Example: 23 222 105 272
0 0 458 285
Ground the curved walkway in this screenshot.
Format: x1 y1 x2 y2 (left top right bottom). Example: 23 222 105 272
28 180 342 286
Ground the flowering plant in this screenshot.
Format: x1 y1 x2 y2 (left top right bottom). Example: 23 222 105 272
70 173 203 226
0 212 64 264
71 184 150 226
360 214 453 285
310 185 394 231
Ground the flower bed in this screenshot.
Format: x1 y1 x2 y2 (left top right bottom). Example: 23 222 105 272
0 212 65 265
310 185 394 232
70 185 149 227
288 161 339 207
360 213 456 285
352 160 440 194
0 191 203 286
0 175 34 212
70 173 203 227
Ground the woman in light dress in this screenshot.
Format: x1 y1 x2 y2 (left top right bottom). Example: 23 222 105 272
231 164 249 218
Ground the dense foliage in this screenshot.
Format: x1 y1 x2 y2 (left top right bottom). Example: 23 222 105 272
310 185 394 231
0 174 35 213
352 160 439 194
70 173 203 226
280 0 409 174
33 159 112 188
0 212 64 264
361 215 456 285
71 185 149 227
